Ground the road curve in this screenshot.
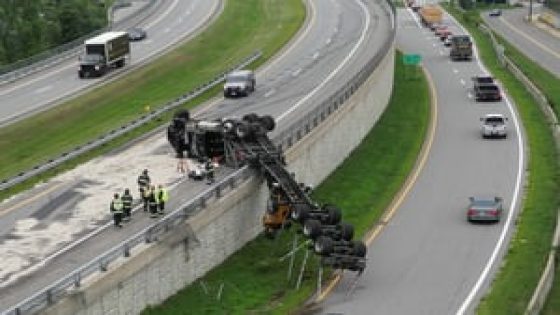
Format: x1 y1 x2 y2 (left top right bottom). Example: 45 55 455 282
0 0 392 310
482 8 560 78
0 0 221 126
319 8 525 315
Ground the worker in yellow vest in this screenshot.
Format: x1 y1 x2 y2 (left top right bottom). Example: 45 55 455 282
110 193 124 228
156 184 169 215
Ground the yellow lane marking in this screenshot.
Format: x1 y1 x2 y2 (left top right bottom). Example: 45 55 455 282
499 16 560 60
0 182 65 217
315 65 439 303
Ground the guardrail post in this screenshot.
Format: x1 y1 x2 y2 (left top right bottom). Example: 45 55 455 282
46 289 53 304
216 185 222 198
99 260 108 272
124 244 130 257
74 274 81 288
200 196 206 209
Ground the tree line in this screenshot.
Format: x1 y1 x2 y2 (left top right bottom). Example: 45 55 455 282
0 0 109 66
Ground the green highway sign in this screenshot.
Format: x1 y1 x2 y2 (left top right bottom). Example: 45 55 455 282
403 54 422 65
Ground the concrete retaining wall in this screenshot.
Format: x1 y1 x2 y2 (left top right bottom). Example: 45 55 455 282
43 45 395 315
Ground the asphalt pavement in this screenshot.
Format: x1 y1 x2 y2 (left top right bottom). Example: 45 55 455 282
483 7 560 78
0 0 393 310
319 7 525 315
0 0 221 126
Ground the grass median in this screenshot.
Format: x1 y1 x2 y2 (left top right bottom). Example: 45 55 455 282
444 5 560 314
0 0 305 200
142 51 431 314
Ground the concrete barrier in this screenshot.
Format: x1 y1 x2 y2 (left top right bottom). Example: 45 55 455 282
41 41 395 315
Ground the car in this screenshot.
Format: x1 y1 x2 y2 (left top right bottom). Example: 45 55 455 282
127 28 147 41
223 70 256 97
472 76 502 101
489 9 502 17
480 114 508 139
467 197 503 222
435 26 451 39
430 22 442 31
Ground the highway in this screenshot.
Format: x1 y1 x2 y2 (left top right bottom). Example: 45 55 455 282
483 7 560 78
0 0 393 311
0 0 221 126
319 7 525 315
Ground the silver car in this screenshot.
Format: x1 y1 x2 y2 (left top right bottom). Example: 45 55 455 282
480 114 507 139
223 70 255 97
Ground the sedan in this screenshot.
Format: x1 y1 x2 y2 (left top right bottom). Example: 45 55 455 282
467 197 503 222
127 28 147 41
489 9 502 17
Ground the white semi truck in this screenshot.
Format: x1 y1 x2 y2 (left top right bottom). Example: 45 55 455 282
78 31 130 78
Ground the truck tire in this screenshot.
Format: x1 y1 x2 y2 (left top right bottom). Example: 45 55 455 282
303 219 322 240
323 204 342 225
234 122 250 139
339 222 354 241
314 236 334 256
291 204 309 223
116 59 125 68
259 115 275 132
352 241 367 258
242 113 259 123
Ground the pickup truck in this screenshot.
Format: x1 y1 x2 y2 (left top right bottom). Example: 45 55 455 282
472 76 502 101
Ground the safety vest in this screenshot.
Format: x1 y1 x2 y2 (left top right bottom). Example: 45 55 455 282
121 194 133 209
156 189 169 203
111 199 123 214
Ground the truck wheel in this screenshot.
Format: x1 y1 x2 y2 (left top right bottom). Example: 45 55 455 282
303 219 322 240
291 204 309 223
259 115 275 132
339 222 354 241
314 236 334 256
264 227 277 239
323 204 342 225
234 122 250 139
352 241 367 258
243 113 259 123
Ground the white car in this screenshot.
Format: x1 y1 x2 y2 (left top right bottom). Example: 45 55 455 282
481 114 508 138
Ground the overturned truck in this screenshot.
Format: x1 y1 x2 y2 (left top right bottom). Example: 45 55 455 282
167 111 366 272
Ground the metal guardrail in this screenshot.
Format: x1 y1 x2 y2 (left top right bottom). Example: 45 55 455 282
2 0 396 313
0 51 262 192
478 22 560 315
0 0 158 86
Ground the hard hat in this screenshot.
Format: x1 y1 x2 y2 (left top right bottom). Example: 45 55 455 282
143 169 148 174
114 193 119 198
124 188 130 194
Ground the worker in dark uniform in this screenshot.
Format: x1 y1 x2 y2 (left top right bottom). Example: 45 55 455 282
205 158 215 185
121 188 133 221
137 169 150 211
110 193 124 228
156 184 169 215
147 185 158 218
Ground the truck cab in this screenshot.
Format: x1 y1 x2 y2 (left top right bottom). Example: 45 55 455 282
450 35 473 61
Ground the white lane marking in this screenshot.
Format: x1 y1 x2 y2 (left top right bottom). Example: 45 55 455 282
326 38 332 45
143 0 180 30
291 68 302 77
277 0 371 122
313 52 320 60
334 26 339 33
432 43 437 47
406 7 422 28
460 78 466 86
467 92 473 99
439 50 444 56
34 85 53 94
447 9 525 315
264 89 276 98
453 68 458 74
164 27 171 33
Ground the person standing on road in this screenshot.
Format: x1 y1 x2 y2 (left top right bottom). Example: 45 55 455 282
147 185 159 218
110 193 124 228
121 188 133 221
156 184 169 215
137 169 151 211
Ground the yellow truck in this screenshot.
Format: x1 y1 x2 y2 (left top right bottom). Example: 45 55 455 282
419 5 443 27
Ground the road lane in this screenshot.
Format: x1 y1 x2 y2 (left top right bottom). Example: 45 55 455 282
0 0 221 126
319 7 525 315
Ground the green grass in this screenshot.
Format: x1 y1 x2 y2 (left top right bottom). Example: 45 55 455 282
543 266 560 314
444 6 560 315
0 0 305 200
142 51 431 314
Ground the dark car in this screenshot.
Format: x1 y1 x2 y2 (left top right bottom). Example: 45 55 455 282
467 197 504 222
127 28 147 41
489 9 502 17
